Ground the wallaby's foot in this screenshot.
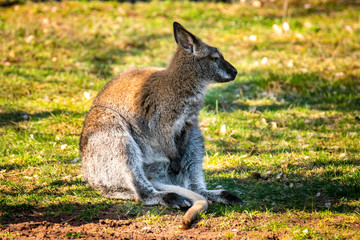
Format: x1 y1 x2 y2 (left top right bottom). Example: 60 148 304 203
162 192 192 209
200 190 243 205
220 190 243 205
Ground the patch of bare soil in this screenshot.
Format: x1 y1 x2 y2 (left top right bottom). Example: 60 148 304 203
1 206 359 239
0 218 282 240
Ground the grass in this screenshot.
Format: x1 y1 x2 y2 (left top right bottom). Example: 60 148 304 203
1 0 360 239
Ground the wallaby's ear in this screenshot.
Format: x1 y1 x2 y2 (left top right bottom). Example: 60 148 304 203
173 22 199 54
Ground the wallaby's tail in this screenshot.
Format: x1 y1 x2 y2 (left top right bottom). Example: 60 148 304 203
181 198 208 230
152 182 208 230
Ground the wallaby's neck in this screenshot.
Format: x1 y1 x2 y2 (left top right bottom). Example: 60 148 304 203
165 47 207 97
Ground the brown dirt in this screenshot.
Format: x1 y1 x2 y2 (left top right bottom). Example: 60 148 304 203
1 205 359 240
0 218 284 240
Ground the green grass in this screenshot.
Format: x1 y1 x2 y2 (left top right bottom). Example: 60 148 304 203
1 0 360 238
64 232 82 239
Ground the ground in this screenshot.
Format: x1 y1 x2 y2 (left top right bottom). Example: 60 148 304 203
2 205 360 239
1 0 360 239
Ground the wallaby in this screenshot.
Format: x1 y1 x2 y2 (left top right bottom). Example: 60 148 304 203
80 22 241 229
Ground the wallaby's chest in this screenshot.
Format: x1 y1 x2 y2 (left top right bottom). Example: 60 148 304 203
172 94 204 135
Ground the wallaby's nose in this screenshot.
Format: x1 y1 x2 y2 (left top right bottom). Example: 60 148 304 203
232 68 238 76
229 67 237 80
223 61 237 82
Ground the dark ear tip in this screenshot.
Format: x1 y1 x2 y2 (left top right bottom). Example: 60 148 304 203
173 22 183 32
173 22 183 44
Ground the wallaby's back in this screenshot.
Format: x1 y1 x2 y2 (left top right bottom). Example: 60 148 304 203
93 67 164 116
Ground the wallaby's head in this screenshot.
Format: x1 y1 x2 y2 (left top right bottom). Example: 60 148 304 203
172 22 237 83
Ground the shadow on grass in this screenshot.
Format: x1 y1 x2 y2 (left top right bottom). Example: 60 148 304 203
204 71 360 113
204 158 360 215
1 153 359 226
0 109 84 127
0 178 171 225
205 140 360 156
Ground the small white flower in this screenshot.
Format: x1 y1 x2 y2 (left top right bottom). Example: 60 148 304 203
335 72 345 77
282 22 290 32
42 18 49 25
345 25 353 34
286 60 294 68
252 0 261 8
261 57 268 65
84 92 91 99
25 35 35 43
304 3 312 9
304 22 312 28
272 24 283 35
220 124 226 134
295 33 304 40
9 51 15 58
249 35 257 42
270 122 277 129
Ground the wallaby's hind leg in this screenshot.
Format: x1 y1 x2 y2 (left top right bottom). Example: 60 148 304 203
82 128 156 203
181 126 243 205
81 108 157 205
81 107 195 207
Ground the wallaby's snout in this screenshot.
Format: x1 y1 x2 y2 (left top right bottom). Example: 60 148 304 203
221 59 237 82
210 56 237 83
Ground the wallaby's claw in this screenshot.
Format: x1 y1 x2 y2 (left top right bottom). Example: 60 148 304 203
162 192 192 209
184 200 191 207
220 191 243 205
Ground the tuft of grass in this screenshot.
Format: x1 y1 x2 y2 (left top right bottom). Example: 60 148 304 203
64 232 83 239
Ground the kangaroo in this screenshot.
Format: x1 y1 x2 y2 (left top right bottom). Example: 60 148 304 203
80 22 241 229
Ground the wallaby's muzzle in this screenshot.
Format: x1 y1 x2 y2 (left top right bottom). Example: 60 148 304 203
219 59 238 82
227 63 238 81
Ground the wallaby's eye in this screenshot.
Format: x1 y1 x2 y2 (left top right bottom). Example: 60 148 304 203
211 56 220 62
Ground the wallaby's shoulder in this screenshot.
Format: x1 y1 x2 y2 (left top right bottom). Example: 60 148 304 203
91 67 165 112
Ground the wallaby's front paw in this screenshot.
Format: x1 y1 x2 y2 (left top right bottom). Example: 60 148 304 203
220 190 243 205
169 158 183 175
162 193 192 209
